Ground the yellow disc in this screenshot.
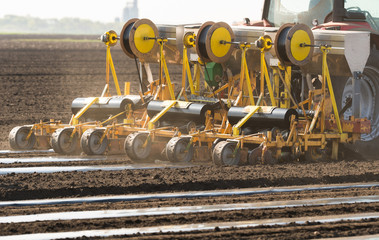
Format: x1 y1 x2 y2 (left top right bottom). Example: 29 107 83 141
134 23 156 54
210 27 231 58
290 30 311 62
107 31 118 46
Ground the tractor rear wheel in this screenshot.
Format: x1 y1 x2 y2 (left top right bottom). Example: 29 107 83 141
338 50 379 156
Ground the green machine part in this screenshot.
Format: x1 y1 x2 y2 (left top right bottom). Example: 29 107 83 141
204 62 223 88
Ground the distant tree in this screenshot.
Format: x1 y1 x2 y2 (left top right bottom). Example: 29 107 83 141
0 15 123 34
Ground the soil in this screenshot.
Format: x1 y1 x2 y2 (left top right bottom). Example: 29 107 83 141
0 34 378 239
0 160 378 201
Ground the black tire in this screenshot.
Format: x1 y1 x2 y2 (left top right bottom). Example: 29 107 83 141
51 128 79 155
335 50 379 156
124 132 151 161
212 141 240 166
211 138 223 151
80 128 108 155
165 137 194 162
9 126 36 150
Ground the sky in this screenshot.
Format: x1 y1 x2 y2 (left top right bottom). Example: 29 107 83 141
0 0 265 24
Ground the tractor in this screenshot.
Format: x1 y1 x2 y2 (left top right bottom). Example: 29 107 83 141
244 0 379 155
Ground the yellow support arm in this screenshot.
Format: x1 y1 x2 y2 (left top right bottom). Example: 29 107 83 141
182 46 195 95
107 46 121 96
241 44 255 106
72 97 99 125
261 51 276 106
232 106 261 136
321 46 343 134
148 100 177 130
158 39 175 100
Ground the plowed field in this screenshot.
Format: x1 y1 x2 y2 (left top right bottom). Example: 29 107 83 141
0 34 378 239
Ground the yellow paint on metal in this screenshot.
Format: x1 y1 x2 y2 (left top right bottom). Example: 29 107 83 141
210 27 231 58
124 82 130 95
134 24 155 54
107 46 121 96
162 100 191 108
148 100 177 130
107 31 118 46
243 106 274 114
290 30 311 61
321 46 342 133
72 97 99 125
183 32 195 48
182 46 195 95
232 106 261 136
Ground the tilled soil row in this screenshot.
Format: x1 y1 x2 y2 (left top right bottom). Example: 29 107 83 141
0 156 133 167
0 160 377 201
116 220 379 240
0 187 377 216
1 203 378 236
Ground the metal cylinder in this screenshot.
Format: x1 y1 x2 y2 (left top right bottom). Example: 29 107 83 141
146 100 213 125
227 107 298 130
71 95 142 120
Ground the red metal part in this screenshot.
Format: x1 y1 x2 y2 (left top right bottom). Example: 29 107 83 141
313 21 373 31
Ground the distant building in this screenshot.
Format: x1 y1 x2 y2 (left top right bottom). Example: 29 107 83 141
122 0 139 22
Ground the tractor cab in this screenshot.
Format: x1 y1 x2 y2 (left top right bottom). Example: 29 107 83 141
253 0 379 33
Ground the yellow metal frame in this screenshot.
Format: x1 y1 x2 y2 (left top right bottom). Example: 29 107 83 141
148 100 177 130
103 31 121 97
234 43 255 106
257 36 276 106
157 38 175 100
232 106 261 136
71 97 99 125
320 46 342 134
182 33 197 96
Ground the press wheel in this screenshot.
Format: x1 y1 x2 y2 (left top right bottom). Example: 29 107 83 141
248 146 263 165
124 132 151 161
165 137 193 162
212 141 240 166
80 128 108 155
9 126 36 150
304 147 327 162
51 128 79 155
262 148 278 165
248 145 278 165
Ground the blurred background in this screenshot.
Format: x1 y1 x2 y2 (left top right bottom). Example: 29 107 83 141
0 0 264 34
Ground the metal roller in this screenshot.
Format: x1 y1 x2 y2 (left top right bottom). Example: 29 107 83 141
227 106 298 130
274 23 314 66
71 95 142 121
146 100 213 125
195 21 235 63
120 18 158 59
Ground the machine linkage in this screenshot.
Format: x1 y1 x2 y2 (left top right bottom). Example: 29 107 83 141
9 18 371 166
